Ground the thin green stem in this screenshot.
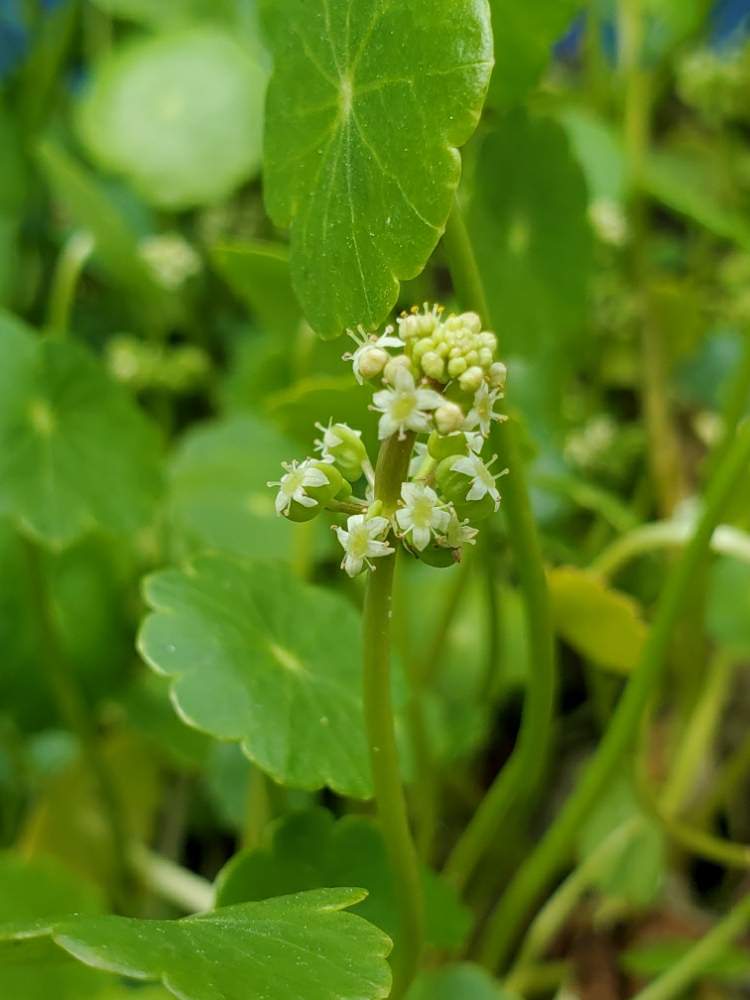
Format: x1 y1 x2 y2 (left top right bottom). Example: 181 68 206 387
476 420 750 972
630 893 750 1000
703 329 750 484
441 200 557 893
697 727 750 825
129 845 213 914
363 432 423 998
46 230 95 336
23 536 130 909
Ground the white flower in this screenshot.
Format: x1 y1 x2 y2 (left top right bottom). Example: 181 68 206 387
408 441 428 478
394 482 450 551
267 459 328 516
343 325 403 384
465 382 505 437
465 431 484 454
371 366 444 440
334 515 393 576
450 452 508 510
442 509 479 548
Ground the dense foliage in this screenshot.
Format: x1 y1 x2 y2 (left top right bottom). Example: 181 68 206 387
1 1 750 998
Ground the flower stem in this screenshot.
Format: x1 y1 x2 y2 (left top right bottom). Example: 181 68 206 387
441 199 557 893
476 419 750 972
46 229 95 336
363 432 423 998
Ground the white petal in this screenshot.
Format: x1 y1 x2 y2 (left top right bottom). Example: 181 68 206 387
412 526 431 551
451 455 476 477
275 492 289 515
400 482 420 505
415 388 444 410
372 388 393 410
466 480 487 502
295 491 318 508
367 516 390 536
303 467 329 488
378 413 399 439
344 555 363 577
395 508 414 531
368 540 394 558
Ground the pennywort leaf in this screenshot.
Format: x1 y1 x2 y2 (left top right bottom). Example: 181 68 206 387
263 0 493 337
137 556 373 796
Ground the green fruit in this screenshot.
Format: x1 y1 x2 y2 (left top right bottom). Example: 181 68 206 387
306 461 345 504
419 543 459 568
427 430 467 461
435 457 495 522
285 498 320 523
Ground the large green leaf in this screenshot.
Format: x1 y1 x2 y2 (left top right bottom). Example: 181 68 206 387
211 241 301 337
263 0 493 337
78 28 267 209
488 0 582 109
0 312 163 549
138 556 373 796
215 808 470 954
0 890 392 1000
469 111 592 360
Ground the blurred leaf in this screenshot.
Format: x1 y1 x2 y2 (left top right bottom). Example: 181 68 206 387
121 673 212 771
469 111 593 360
0 890 392 1000
167 414 311 561
407 963 512 998
707 557 750 656
642 147 750 249
79 28 267 209
548 566 647 675
0 311 163 550
487 0 582 109
90 0 236 28
138 556 373 797
263 0 493 337
216 808 471 955
577 775 665 907
35 140 173 326
558 106 627 203
211 241 300 337
621 939 750 981
0 852 108 1000
20 731 161 893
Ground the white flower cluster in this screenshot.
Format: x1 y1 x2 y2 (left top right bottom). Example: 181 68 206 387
268 304 509 577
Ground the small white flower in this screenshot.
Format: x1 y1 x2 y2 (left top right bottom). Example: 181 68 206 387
395 482 450 551
442 509 479 548
313 420 359 461
465 382 505 437
267 459 328 516
450 452 508 510
334 514 394 576
371 366 444 440
343 325 403 384
465 431 484 454
408 441 428 478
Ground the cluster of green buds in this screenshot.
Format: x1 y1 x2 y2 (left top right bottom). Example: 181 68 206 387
106 335 211 394
267 304 508 577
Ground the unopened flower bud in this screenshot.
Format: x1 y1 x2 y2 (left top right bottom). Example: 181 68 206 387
305 461 346 504
434 401 464 435
357 346 389 380
383 354 412 383
489 361 507 389
315 421 368 481
421 351 445 380
459 366 484 392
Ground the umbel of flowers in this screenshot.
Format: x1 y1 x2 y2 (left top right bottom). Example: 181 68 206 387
268 304 508 576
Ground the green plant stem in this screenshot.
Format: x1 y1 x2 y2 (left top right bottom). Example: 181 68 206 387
697 728 750 825
129 845 213 913
476 420 750 973
23 535 130 909
46 229 95 335
363 432 423 998
505 817 644 990
441 199 557 893
630 892 750 1000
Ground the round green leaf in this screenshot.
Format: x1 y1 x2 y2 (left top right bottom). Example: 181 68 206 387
215 808 471 955
0 890 392 1000
78 29 267 209
138 556 373 797
0 312 162 549
263 0 493 337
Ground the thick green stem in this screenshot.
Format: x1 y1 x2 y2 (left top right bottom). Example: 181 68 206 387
630 893 750 1000
363 432 423 998
23 536 130 909
476 420 750 972
441 200 557 893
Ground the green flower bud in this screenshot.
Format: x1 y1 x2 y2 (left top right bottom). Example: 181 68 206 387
383 354 412 384
418 542 459 568
434 401 465 435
